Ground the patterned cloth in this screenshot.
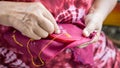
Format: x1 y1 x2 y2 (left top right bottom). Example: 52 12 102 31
0 0 120 68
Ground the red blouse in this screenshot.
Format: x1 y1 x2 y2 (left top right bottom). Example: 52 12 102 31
1 0 120 68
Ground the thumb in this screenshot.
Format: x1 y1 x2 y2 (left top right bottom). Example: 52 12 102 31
83 23 95 37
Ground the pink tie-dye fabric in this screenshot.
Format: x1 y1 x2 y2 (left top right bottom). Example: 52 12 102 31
0 0 120 68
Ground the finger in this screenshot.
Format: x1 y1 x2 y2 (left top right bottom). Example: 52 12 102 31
43 11 60 34
83 22 96 37
21 27 41 40
33 24 48 38
37 15 55 34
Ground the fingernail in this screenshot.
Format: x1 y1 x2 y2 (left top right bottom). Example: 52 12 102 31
55 29 61 34
83 30 89 37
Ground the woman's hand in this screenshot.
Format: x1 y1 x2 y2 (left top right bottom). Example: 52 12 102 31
83 12 103 44
79 12 103 48
0 1 60 40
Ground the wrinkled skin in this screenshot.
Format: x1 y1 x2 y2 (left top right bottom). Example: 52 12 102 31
0 2 60 40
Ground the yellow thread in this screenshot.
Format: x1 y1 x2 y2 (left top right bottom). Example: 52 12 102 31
38 34 63 65
26 39 45 67
12 30 71 67
12 31 63 67
12 31 23 47
12 30 73 67
31 35 60 67
36 33 73 67
12 30 44 67
39 36 58 56
64 32 72 38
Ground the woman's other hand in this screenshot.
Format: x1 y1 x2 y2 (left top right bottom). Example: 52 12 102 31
83 12 102 44
82 0 117 45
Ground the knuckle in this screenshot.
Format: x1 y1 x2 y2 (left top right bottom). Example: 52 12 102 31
28 12 36 18
26 21 35 28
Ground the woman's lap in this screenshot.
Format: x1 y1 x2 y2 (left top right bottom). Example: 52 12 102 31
0 32 120 68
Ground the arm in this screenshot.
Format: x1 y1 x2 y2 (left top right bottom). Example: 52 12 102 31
90 0 117 23
0 1 29 26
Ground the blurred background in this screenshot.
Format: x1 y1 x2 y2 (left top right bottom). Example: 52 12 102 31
102 0 120 47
